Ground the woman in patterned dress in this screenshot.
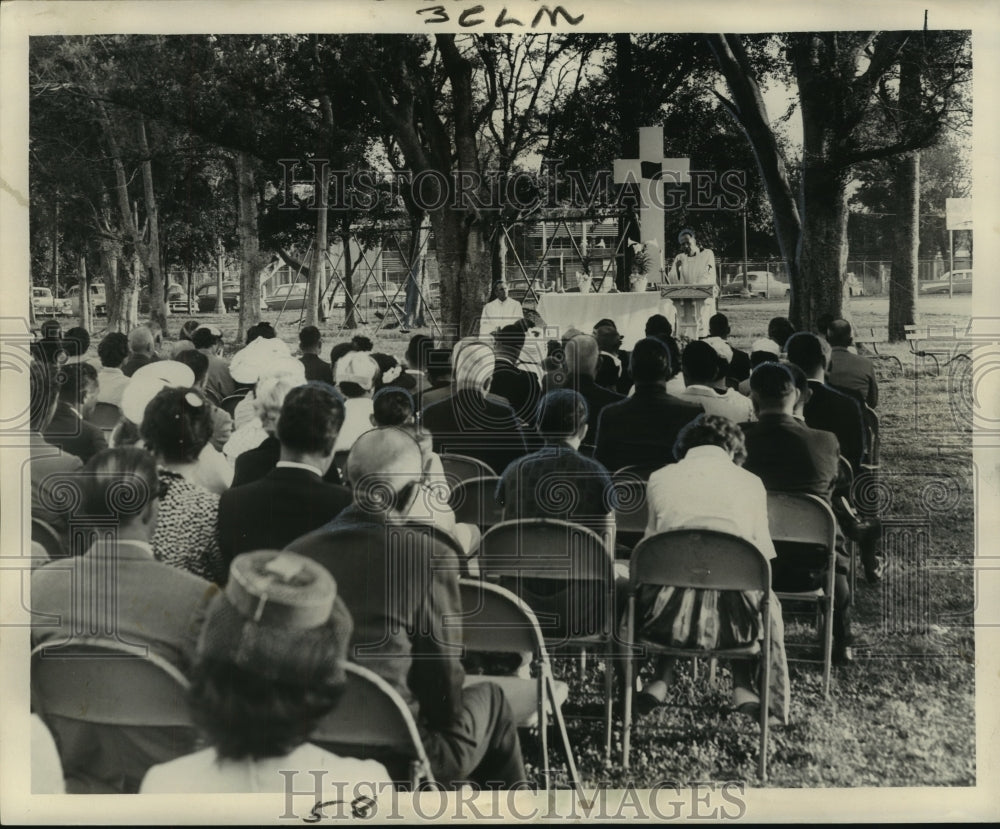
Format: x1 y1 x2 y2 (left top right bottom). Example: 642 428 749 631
140 387 227 585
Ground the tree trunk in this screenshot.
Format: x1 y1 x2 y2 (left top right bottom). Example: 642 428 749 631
137 116 167 333
797 163 849 329
615 33 639 291
234 150 263 342
888 152 919 341
307 161 328 328
431 210 491 344
340 226 357 330
216 249 227 316
79 255 91 330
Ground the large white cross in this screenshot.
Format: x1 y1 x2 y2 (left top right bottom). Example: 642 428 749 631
613 126 690 278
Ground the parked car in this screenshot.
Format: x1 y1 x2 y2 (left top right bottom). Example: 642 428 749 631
65 283 107 317
845 273 864 297
920 269 972 295
196 281 241 312
265 282 307 311
331 280 403 309
140 282 188 314
723 270 790 299
32 287 71 317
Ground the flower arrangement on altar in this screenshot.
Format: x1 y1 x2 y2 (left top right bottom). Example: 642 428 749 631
629 239 662 292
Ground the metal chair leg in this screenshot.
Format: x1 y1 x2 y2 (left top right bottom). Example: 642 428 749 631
546 666 584 799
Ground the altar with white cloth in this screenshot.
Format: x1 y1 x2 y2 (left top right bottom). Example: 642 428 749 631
534 291 677 350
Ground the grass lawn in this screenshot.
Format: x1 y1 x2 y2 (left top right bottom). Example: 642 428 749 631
152 293 975 788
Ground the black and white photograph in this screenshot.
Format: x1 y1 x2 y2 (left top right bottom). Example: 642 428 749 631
1 0 998 823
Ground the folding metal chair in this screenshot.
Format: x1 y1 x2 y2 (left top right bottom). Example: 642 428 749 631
85 401 122 431
477 519 617 765
30 638 196 793
766 492 838 698
622 529 773 780
438 453 497 485
611 467 650 553
219 390 250 418
313 662 434 789
454 579 582 796
861 405 880 471
448 475 503 531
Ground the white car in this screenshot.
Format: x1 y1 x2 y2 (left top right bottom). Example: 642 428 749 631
66 283 108 316
724 271 790 299
32 287 71 316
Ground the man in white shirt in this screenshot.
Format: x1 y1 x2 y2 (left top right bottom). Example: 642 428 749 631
479 279 524 336
668 229 716 286
676 339 755 423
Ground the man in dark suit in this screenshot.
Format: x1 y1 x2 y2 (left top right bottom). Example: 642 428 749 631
826 319 879 408
218 384 351 567
32 448 218 792
740 363 855 663
488 322 541 427
42 361 107 464
593 337 702 472
558 333 624 453
421 337 528 475
786 332 867 474
298 325 334 385
593 319 632 395
707 312 751 388
286 429 526 788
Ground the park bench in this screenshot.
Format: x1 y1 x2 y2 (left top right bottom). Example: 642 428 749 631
904 324 972 377
853 326 903 376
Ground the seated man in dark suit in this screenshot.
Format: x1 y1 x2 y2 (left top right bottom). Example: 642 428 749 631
593 337 702 472
739 363 855 663
298 324 334 385
217 384 351 568
286 429 526 788
421 337 528 475
415 347 454 410
489 322 542 427
559 334 624 453
826 319 879 409
31 447 219 792
707 312 751 388
593 319 632 395
786 332 867 474
43 361 107 464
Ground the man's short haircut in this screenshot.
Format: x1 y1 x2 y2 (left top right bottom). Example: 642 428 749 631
786 332 829 374
174 349 210 386
276 384 345 456
645 314 672 337
536 389 588 439
749 350 780 369
179 320 200 342
98 332 129 368
630 337 672 384
749 361 797 400
140 387 213 464
767 316 796 350
298 325 322 350
564 334 599 379
826 318 854 348
345 427 423 509
192 327 221 350
81 447 160 520
64 327 90 359
57 362 98 405
350 335 373 352
681 340 720 384
816 313 835 338
246 321 277 344
371 387 415 427
328 341 354 368
673 413 746 465
425 348 453 385
494 323 526 358
785 361 809 397
129 326 155 354
708 313 730 338
405 334 433 370
30 360 58 431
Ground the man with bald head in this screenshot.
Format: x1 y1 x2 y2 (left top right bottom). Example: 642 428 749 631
826 318 879 408
122 326 159 377
286 428 526 788
559 334 624 453
420 337 528 475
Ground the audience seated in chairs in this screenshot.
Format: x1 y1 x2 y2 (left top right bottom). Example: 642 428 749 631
286 429 527 789
556 334 624 453
767 316 796 355
299 325 334 385
421 337 529 477
786 332 867 475
42 361 107 464
676 339 755 423
631 414 790 725
140 386 229 585
29 360 83 546
62 326 91 363
192 325 236 404
707 313 751 388
31 447 220 793
593 337 702 472
332 351 380 454
644 314 682 392
95 332 130 408
489 322 542 428
141 550 391 793
174 348 234 453
826 319 879 409
218 384 351 570
739 363 857 662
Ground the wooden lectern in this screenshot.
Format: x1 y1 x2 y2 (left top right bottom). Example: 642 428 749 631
660 285 718 340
